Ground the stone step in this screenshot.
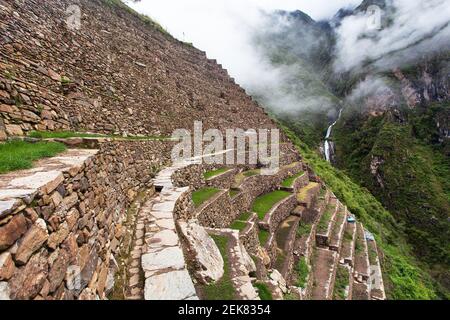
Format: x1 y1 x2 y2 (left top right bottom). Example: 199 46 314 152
310 247 338 300
274 216 300 279
353 223 370 283
141 161 198 300
315 198 339 247
367 240 386 300
296 182 321 209
328 204 347 251
339 219 357 267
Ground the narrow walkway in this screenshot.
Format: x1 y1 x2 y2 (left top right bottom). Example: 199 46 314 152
140 151 233 300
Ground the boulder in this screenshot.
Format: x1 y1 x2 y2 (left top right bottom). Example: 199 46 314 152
15 218 49 264
269 269 288 294
0 213 28 250
0 252 15 280
9 249 49 300
178 221 224 284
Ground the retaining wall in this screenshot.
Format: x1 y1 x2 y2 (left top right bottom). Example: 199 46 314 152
0 140 171 300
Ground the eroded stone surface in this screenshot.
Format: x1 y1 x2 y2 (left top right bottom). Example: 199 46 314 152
178 221 224 284
142 247 185 274
144 270 198 300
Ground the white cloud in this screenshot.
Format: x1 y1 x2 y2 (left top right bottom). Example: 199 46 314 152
334 0 450 72
127 0 360 81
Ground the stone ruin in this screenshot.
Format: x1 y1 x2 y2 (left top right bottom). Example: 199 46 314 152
0 0 386 300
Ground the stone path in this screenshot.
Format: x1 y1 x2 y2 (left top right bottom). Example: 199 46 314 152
139 151 239 300
141 160 199 300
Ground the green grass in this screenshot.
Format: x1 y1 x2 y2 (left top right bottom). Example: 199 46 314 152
254 283 273 300
281 171 305 188
233 169 261 188
229 220 247 232
279 123 438 299
316 203 335 234
297 182 320 202
28 130 167 141
204 168 230 180
0 140 66 174
243 169 261 177
333 265 350 300
252 190 291 220
192 188 220 207
229 189 240 198
297 222 312 238
294 257 309 288
258 230 270 246
203 235 235 300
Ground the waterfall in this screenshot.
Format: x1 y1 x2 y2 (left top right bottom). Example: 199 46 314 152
324 108 343 162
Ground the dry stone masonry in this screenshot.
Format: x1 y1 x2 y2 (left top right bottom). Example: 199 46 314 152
0 0 387 301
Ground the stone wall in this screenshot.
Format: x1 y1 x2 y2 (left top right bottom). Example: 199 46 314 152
196 190 239 228
239 214 260 256
0 140 172 300
230 190 253 215
259 195 297 233
292 173 310 193
0 0 280 140
173 189 196 221
265 234 278 267
206 168 238 190
172 164 207 190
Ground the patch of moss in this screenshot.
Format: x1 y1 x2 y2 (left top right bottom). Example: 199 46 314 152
258 230 270 246
333 265 350 300
294 257 309 288
204 168 230 180
281 171 305 188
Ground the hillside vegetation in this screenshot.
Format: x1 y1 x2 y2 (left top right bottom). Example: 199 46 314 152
281 124 439 299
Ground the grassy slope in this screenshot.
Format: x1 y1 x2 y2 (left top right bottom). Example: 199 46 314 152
333 110 450 297
280 123 438 299
252 190 291 220
192 188 220 207
0 141 66 174
202 235 235 300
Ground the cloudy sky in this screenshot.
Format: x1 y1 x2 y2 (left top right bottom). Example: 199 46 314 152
128 0 361 70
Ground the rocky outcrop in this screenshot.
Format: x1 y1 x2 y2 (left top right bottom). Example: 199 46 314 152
178 220 224 284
